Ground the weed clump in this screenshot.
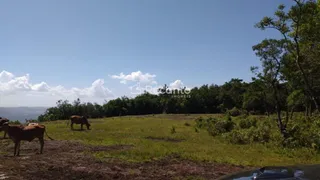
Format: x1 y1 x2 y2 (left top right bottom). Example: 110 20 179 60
227 107 242 117
225 121 272 144
195 116 234 136
238 117 257 129
171 126 176 134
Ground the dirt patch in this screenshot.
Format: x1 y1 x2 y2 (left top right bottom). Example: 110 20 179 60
89 144 134 152
145 136 185 143
0 140 250 180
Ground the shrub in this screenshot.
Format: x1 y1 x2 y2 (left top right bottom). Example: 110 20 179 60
171 126 176 134
254 123 272 143
195 117 216 129
282 121 320 150
207 118 235 136
239 113 249 119
225 114 232 121
238 117 257 129
227 107 242 117
10 120 21 125
225 129 250 144
225 121 272 145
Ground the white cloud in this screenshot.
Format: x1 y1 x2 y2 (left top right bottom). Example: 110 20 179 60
0 70 115 107
110 71 157 85
31 82 50 92
0 71 15 82
169 80 184 89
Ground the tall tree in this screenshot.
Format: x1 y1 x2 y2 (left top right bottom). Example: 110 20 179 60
255 0 320 112
252 39 288 136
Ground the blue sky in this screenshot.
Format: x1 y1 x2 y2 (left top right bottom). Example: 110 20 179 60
0 0 294 106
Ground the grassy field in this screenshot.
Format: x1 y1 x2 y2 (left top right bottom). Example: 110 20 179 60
42 114 320 166
1 114 320 179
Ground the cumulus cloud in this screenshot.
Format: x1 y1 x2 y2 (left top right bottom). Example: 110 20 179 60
169 80 184 89
110 71 157 85
0 70 115 106
0 71 15 82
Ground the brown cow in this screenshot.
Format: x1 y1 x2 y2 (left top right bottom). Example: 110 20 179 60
69 115 91 130
2 123 54 156
0 118 9 139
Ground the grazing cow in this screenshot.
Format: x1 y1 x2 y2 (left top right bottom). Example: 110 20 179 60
0 118 9 139
2 123 54 156
69 115 91 130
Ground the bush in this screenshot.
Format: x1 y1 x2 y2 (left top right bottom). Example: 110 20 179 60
195 117 216 129
207 118 235 136
171 126 176 134
254 122 272 143
225 114 232 121
195 116 235 136
227 107 242 117
225 121 272 145
282 121 320 150
238 117 257 129
225 129 250 144
10 120 21 125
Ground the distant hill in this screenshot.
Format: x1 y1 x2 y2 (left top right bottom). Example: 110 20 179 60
0 107 48 122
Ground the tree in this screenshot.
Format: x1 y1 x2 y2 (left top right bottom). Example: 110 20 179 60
252 39 288 136
255 0 320 112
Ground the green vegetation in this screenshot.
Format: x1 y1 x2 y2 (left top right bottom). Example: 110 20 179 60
23 114 320 167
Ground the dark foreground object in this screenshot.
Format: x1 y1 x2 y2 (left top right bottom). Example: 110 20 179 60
218 165 320 180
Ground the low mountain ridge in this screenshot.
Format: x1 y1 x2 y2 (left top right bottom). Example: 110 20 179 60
0 107 48 122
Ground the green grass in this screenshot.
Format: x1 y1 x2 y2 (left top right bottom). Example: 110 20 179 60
3 114 320 167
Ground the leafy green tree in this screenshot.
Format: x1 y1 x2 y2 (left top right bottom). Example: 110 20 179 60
252 39 288 136
255 0 320 111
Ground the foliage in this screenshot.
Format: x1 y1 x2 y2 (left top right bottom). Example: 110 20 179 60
171 126 176 134
238 117 257 129
10 120 21 125
227 107 242 117
195 117 216 129
207 118 235 136
12 114 320 167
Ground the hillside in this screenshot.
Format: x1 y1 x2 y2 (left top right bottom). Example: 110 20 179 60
0 107 47 122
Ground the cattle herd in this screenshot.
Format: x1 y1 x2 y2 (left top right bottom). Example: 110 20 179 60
0 115 91 156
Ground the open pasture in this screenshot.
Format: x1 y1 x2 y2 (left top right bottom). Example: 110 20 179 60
0 114 320 179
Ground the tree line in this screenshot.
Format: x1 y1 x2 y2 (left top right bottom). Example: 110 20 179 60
38 0 320 139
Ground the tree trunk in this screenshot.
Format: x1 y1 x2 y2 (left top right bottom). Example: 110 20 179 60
262 92 270 117
272 83 286 137
284 106 289 128
309 103 312 117
290 107 295 120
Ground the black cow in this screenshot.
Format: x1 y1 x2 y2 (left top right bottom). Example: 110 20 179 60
68 115 91 130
